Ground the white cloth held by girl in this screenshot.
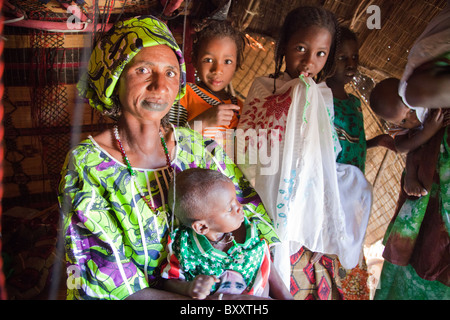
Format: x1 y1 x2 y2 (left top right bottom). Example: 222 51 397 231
237 74 372 285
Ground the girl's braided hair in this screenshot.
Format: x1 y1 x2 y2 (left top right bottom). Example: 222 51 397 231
339 26 358 44
274 6 340 84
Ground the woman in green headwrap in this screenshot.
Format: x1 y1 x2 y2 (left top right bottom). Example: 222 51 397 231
58 16 278 300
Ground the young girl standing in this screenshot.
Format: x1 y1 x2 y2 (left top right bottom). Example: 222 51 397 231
169 20 245 154
325 26 393 300
236 6 372 300
326 27 395 172
326 27 367 169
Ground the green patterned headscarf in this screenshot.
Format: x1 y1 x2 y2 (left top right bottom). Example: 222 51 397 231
78 15 186 117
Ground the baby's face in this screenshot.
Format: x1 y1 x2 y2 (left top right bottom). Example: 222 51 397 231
205 180 244 234
385 101 421 129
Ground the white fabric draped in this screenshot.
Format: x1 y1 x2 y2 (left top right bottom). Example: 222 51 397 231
236 74 373 286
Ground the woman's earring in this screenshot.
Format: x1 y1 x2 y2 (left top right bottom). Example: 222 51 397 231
103 94 122 121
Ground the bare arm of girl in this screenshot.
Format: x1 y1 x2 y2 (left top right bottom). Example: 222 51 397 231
268 260 294 300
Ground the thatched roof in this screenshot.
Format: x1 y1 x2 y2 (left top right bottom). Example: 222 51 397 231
234 0 446 80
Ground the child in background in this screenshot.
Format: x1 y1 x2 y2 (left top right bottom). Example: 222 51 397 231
326 26 367 171
326 27 394 173
161 168 293 300
236 6 372 300
168 19 244 154
325 26 388 300
369 77 449 197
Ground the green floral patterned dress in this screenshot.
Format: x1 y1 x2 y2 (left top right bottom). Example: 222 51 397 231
332 94 371 299
333 94 367 172
58 126 279 300
375 127 450 299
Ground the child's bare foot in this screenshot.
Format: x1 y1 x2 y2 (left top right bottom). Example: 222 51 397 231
404 178 428 197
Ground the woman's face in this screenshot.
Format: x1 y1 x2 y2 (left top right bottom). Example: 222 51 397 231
284 25 332 79
117 45 180 122
194 36 238 93
333 39 359 85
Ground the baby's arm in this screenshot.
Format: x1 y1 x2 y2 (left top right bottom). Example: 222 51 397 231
268 260 294 300
162 275 219 299
366 134 396 151
394 109 446 153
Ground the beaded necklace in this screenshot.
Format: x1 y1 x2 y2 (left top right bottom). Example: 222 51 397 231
197 81 238 105
113 125 173 211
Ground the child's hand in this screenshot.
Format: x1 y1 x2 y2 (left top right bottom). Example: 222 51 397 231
187 275 220 300
195 104 240 127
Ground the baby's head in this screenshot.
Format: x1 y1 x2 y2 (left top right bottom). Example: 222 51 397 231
369 77 421 129
169 168 244 235
192 20 246 93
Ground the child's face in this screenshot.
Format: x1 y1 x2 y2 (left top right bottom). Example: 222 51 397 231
333 39 359 85
194 36 238 93
204 180 244 234
284 25 332 79
384 100 421 129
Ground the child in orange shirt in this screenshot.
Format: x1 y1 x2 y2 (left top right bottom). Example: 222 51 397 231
169 20 245 154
